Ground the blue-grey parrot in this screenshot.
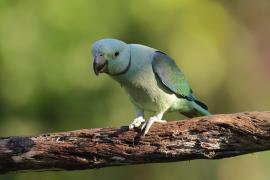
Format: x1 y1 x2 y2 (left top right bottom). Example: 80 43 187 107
92 38 210 135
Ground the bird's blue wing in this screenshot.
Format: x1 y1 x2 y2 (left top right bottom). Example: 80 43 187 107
152 51 195 101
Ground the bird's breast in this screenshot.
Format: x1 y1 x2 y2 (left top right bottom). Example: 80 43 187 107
122 73 178 112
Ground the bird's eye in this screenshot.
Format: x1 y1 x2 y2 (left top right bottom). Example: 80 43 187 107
114 52 119 57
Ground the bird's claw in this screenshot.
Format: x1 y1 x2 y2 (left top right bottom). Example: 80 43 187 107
140 117 167 136
129 117 145 129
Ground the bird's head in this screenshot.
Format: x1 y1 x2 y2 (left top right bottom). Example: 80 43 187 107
92 38 131 76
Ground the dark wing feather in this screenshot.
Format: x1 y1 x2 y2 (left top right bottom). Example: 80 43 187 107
152 51 194 101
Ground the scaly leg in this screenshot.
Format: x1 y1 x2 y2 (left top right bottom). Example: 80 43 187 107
129 107 145 129
141 112 166 136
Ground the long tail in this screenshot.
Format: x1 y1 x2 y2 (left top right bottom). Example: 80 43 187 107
181 100 211 118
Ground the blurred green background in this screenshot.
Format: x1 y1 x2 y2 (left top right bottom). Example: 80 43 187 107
0 0 270 179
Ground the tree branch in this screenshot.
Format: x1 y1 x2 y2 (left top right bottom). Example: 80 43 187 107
0 111 270 174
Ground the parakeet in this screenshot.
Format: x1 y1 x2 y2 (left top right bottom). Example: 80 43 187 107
91 38 210 135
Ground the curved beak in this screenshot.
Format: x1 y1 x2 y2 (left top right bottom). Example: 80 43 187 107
93 55 108 76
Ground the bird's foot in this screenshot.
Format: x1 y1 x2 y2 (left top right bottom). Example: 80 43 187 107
129 117 145 129
141 117 167 136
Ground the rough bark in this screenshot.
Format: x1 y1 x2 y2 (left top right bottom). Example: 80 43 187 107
0 111 270 174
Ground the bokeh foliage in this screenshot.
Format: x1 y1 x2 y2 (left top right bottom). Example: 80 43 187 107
0 0 270 180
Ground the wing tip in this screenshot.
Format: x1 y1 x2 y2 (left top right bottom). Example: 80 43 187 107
194 100 209 110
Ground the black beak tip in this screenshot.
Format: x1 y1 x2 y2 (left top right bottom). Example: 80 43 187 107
93 63 99 76
93 60 107 76
94 71 99 76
